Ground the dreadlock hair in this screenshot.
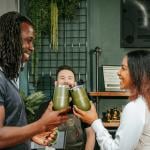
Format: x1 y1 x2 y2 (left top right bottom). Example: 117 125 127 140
0 11 34 80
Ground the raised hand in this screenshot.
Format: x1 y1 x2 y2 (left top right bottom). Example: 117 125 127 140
32 128 58 146
39 102 71 131
73 101 98 125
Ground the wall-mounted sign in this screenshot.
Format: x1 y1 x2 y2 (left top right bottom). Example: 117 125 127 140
103 66 123 91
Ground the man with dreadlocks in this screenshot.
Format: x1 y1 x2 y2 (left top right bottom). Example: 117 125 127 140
0 11 70 150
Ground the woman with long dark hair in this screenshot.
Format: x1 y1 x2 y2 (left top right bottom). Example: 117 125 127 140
74 50 150 150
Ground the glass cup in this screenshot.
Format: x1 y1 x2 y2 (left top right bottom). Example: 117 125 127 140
70 85 91 111
53 85 69 110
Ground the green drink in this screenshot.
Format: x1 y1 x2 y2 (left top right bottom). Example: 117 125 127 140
70 85 91 111
53 85 69 110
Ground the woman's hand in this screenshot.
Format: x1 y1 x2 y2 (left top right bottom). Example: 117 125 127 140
73 102 98 125
32 128 58 146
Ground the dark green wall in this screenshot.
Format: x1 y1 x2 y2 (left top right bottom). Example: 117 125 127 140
89 0 126 63
20 0 129 92
87 0 129 91
87 0 130 114
20 0 132 113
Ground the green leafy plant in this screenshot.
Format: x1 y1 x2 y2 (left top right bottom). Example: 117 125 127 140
20 91 46 123
50 0 58 50
57 0 81 20
27 0 81 84
27 0 81 50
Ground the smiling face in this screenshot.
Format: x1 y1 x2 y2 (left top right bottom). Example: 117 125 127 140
117 56 132 90
56 69 76 88
21 22 35 62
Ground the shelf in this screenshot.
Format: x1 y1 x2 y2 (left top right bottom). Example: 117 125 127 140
89 91 130 97
103 122 120 128
89 91 127 128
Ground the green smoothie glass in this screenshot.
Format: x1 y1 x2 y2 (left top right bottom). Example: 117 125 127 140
53 85 69 110
70 85 91 111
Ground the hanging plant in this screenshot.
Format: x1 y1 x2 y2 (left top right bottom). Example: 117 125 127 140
50 0 58 50
57 0 81 20
28 0 81 48
27 0 49 84
27 0 81 84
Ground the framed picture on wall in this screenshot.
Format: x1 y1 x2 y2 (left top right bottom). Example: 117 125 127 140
103 65 123 91
120 0 150 48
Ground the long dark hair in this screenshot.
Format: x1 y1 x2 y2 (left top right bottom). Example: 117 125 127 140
0 11 33 79
127 50 150 109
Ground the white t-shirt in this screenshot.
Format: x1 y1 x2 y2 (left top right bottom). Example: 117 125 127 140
91 96 147 150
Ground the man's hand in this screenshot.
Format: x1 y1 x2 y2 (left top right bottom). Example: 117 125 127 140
73 101 98 125
32 128 58 146
39 102 71 131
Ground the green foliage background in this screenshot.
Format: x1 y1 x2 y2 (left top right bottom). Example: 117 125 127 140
20 91 46 123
